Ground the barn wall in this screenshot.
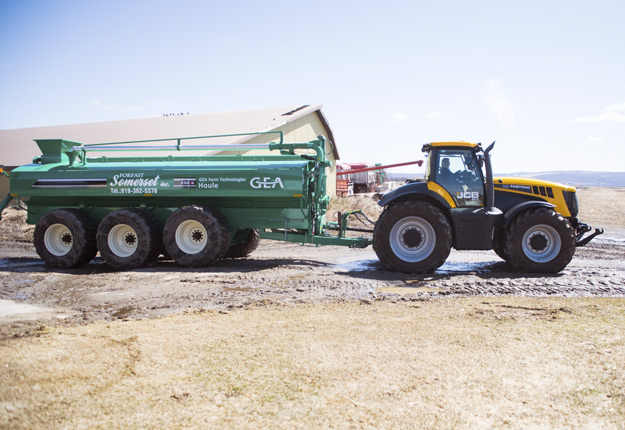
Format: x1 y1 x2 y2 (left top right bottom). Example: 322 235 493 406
234 114 337 197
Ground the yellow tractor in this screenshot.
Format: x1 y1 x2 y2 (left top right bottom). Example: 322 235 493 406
373 142 603 273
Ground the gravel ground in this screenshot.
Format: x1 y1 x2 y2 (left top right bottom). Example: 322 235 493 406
1 224 623 333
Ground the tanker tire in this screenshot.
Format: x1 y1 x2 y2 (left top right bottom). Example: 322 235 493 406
224 229 260 258
210 209 231 258
373 201 452 273
163 205 224 267
34 209 97 268
96 209 161 270
503 207 575 273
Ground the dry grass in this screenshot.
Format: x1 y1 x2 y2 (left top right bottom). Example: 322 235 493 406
328 194 383 222
0 207 33 242
577 187 625 228
1 297 624 429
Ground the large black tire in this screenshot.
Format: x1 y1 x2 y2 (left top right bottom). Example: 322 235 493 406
34 209 97 268
162 205 225 267
493 234 508 261
224 229 260 258
503 208 575 273
211 210 232 258
96 209 161 270
373 201 452 273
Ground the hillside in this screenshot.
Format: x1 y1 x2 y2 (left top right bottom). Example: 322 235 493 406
387 171 625 187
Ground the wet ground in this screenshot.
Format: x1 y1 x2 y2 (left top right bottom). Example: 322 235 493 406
1 227 624 334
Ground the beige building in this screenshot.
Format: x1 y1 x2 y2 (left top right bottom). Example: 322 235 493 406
0 105 340 197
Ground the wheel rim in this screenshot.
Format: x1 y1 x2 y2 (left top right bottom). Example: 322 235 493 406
44 224 73 256
108 224 138 257
175 220 207 254
522 224 561 263
389 216 436 262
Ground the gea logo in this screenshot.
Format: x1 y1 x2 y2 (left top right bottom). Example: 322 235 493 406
250 177 284 189
457 191 480 200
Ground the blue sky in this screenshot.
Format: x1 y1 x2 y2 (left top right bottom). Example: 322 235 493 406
1 0 624 173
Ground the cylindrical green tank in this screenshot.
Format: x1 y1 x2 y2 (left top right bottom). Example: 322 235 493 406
1 132 371 270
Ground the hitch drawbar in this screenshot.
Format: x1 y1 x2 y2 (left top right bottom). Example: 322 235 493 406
576 226 604 247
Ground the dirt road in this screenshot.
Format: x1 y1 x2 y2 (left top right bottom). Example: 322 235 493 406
1 219 623 333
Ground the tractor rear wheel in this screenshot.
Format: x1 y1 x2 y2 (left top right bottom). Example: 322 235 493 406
224 229 260 258
163 205 225 267
504 208 575 273
96 209 161 270
34 209 97 268
373 201 452 273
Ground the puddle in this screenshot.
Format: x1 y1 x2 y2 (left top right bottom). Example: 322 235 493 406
437 261 494 274
335 254 378 272
0 299 52 317
3 260 45 267
112 306 135 319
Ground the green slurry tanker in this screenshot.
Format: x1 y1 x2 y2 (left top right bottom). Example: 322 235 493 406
0 132 601 273
0 132 372 270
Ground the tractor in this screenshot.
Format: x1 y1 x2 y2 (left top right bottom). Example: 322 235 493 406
373 142 603 273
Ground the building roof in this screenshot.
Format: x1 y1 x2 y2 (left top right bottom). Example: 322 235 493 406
0 105 338 167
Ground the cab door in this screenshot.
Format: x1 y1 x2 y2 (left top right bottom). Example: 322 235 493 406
432 148 485 208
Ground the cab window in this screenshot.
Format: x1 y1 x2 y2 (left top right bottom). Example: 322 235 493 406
435 149 484 207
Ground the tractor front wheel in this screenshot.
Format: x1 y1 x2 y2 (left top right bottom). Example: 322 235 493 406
504 208 575 273
373 201 452 273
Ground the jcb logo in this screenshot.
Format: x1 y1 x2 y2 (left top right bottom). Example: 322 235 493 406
250 177 284 189
457 191 480 200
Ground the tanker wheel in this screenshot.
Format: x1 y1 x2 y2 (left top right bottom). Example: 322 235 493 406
163 205 225 267
373 200 452 273
96 209 161 270
34 209 97 268
211 210 232 258
503 207 575 273
224 229 260 258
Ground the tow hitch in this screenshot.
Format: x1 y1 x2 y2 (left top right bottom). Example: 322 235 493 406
575 222 604 247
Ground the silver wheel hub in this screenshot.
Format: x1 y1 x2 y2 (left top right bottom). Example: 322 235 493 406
389 216 436 262
108 224 138 257
176 220 207 254
522 224 561 263
44 224 73 256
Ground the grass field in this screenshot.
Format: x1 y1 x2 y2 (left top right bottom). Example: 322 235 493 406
2 297 624 429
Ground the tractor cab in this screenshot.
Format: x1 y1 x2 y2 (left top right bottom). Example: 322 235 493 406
424 142 486 208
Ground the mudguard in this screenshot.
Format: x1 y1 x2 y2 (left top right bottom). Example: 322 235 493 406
378 182 451 209
501 201 555 229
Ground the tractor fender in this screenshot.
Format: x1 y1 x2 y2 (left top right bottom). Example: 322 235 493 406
501 201 555 229
378 182 451 209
